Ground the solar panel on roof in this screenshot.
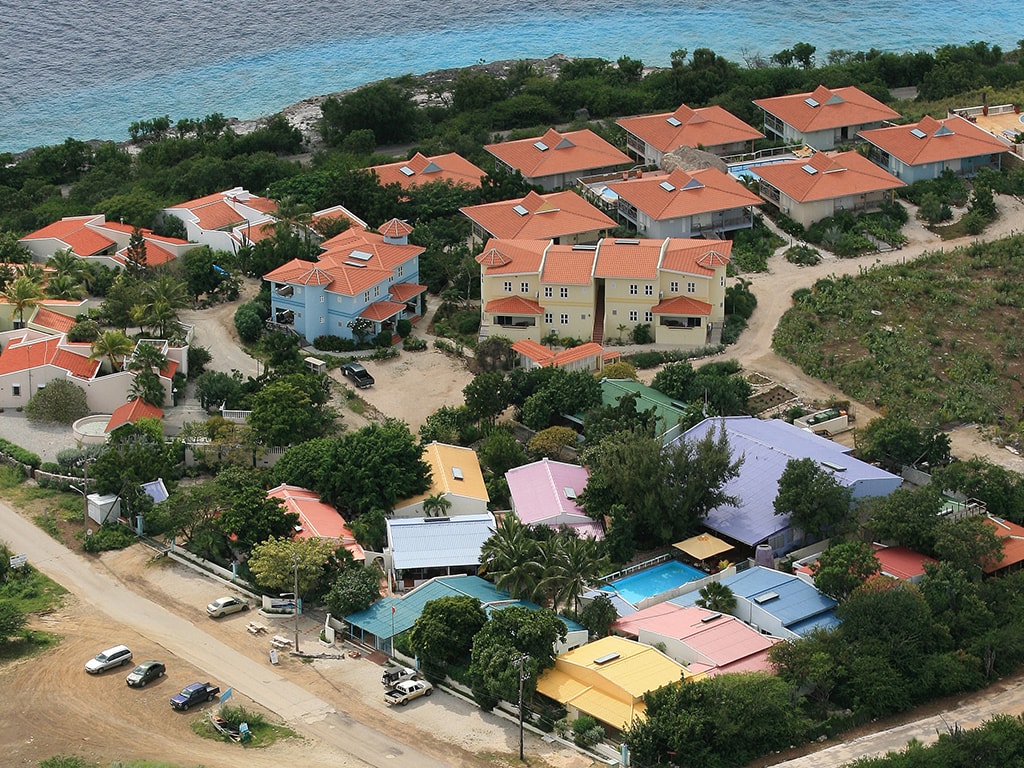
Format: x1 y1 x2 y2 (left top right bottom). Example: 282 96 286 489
801 164 818 175
659 181 676 192
534 141 549 151
349 250 373 261
804 97 820 108
666 116 682 127
399 166 415 176
910 128 927 139
512 205 529 216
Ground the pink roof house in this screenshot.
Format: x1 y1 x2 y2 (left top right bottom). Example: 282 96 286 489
505 458 603 539
612 602 779 675
268 484 365 561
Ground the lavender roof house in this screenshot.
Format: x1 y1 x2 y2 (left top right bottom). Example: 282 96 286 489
670 417 901 555
505 458 603 539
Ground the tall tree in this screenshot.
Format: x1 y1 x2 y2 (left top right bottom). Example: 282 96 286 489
124 226 149 278
89 329 134 372
3 275 43 328
695 581 737 613
812 541 881 602
480 514 542 601
410 596 488 679
248 536 338 596
774 458 853 540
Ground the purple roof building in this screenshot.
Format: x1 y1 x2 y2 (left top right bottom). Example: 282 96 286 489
505 458 603 539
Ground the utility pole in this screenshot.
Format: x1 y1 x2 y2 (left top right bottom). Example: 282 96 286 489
515 654 531 762
292 552 301 652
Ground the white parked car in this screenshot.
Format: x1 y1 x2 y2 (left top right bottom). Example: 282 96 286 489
85 644 132 673
207 596 249 618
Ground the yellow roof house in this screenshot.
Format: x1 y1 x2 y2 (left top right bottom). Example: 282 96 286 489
392 441 490 518
536 636 693 732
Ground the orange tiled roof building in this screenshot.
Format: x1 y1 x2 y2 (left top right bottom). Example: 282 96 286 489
754 85 901 150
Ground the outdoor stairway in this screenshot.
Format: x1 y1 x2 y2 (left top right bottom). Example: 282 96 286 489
591 302 605 345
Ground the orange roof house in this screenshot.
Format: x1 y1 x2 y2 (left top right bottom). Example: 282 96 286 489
19 215 193 269
263 220 426 344
163 187 279 253
617 104 763 164
754 85 901 150
393 442 489 519
485 128 631 191
461 190 614 245
477 236 731 348
105 398 164 433
982 515 1024 576
608 167 763 238
858 115 1008 183
268 484 365 561
370 152 485 190
511 340 610 373
753 150 905 228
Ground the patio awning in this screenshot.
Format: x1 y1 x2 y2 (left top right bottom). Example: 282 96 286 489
674 533 733 561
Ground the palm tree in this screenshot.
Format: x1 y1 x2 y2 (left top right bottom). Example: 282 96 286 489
545 534 610 616
45 274 84 300
89 330 134 372
695 580 737 614
129 371 166 407
422 493 452 518
47 248 89 285
4 275 43 328
139 274 189 338
480 514 542 601
128 342 168 374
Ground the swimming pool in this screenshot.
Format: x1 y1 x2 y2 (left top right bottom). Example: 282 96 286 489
600 560 706 605
728 156 797 183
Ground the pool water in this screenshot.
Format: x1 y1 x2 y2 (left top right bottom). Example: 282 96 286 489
601 560 706 604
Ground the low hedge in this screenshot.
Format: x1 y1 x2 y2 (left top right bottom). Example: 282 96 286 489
0 438 41 469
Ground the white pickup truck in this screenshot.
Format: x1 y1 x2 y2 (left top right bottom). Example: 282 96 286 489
384 679 433 706
382 666 417 688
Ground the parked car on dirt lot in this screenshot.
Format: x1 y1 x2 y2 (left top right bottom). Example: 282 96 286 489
340 362 374 388
85 644 132 673
126 660 166 687
170 682 221 711
382 666 417 688
207 596 249 618
384 679 433 706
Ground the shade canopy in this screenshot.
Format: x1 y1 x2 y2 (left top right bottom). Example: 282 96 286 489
674 533 733 561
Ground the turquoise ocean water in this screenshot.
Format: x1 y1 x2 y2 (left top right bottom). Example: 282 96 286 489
0 0 1018 153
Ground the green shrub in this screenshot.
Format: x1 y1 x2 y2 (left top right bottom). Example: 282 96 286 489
314 335 359 352
373 329 394 348
785 244 821 266
82 523 137 552
630 323 653 344
571 715 604 747
66 319 100 343
234 301 264 343
403 335 427 351
0 438 41 469
25 380 90 425
396 318 412 338
628 351 664 369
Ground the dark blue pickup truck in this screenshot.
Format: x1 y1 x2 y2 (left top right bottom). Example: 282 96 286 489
170 682 220 711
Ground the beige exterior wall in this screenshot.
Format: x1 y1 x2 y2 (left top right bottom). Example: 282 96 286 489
602 277 658 338
539 283 595 340
786 195 834 228
653 323 709 346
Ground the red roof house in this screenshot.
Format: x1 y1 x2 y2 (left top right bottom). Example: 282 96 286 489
617 104 763 163
461 190 614 245
485 128 631 191
268 484 365 561
370 152 485 190
754 85 901 150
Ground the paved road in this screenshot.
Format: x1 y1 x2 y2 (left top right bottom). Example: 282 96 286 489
0 502 452 768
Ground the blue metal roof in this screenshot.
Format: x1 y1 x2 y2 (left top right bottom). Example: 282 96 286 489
669 417 900 547
387 513 496 570
345 575 582 640
671 566 837 636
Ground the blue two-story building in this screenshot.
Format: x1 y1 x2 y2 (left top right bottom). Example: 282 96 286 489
263 219 427 343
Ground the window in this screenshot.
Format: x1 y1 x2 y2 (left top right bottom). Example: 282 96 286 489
544 313 553 324
544 287 553 298
396 265 403 277
521 282 529 293
629 284 638 295
581 314 587 320
319 295 325 303
12 384 20 397
687 282 696 293
670 281 679 292
374 286 381 298
721 276 725 287
645 311 653 322
560 313 569 325
504 281 513 292
644 284 653 296
363 291 370 303
560 287 569 298
319 316 325 324
629 310 638 321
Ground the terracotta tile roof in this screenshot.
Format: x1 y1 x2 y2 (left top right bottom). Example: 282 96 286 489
161 359 179 380
389 282 427 301
268 484 364 559
320 226 384 251
20 216 116 257
319 237 424 272
378 218 414 238
475 239 547 275
360 300 405 321
52 347 100 378
244 195 278 214
31 307 77 333
0 336 99 379
858 115 1008 166
651 295 713 315
370 152 485 190
484 296 544 314
552 342 603 367
754 150 905 203
540 244 598 284
113 240 179 268
311 205 367 230
461 190 614 240
983 516 1024 574
593 239 664 279
512 339 555 366
264 258 393 296
754 85 900 133
610 167 763 220
192 200 246 230
872 545 938 581
658 238 732 276
105 398 164 433
617 104 763 152
485 128 631 180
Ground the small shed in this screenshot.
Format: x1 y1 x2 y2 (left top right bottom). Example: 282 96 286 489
304 357 328 374
87 493 121 525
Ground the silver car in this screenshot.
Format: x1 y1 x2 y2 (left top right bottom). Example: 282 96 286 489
207 596 249 618
85 644 132 673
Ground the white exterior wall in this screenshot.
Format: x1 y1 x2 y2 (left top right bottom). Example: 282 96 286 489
392 493 488 519
637 628 714 667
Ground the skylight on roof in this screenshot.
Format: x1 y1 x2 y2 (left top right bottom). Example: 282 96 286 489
399 166 415 176
555 137 575 150
700 613 722 623
910 128 927 139
349 250 373 261
452 467 464 480
534 141 549 151
422 161 441 173
564 487 577 500
825 93 845 106
343 260 367 268
804 97 820 108
594 652 620 665
801 164 819 175
512 205 530 216
615 238 640 245
753 591 780 604
666 116 682 127
821 461 846 472
659 181 676 192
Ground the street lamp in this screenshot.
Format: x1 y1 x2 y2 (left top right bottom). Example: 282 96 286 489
292 552 301 653
70 458 95 533
514 654 531 762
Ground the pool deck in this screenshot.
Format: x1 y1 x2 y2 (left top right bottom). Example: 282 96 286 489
974 111 1024 140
